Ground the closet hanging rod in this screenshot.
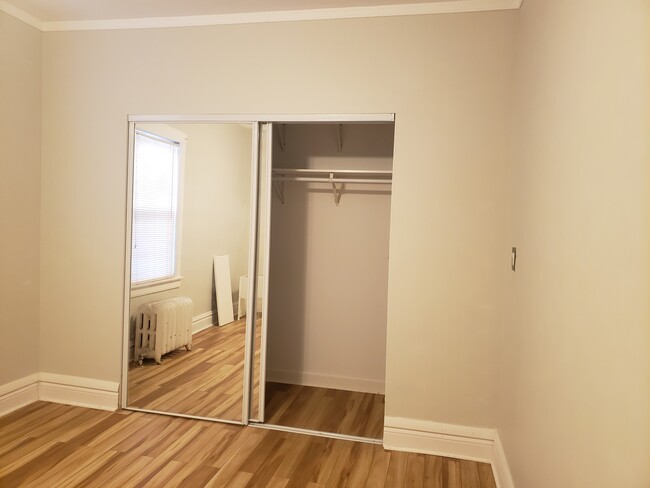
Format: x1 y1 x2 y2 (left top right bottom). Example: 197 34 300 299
272 169 392 206
273 176 392 184
273 168 392 176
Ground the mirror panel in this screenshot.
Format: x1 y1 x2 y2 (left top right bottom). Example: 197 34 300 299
126 122 254 422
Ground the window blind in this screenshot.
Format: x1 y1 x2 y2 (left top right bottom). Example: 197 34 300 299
131 130 180 284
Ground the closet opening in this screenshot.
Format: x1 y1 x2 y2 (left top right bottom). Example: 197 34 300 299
254 122 395 441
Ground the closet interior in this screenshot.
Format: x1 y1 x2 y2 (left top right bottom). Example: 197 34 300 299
121 115 394 442
260 122 395 440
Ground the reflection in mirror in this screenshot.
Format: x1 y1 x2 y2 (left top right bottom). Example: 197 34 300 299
250 123 272 421
126 122 253 423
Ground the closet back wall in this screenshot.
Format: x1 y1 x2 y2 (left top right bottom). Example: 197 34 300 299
267 124 393 393
39 11 515 428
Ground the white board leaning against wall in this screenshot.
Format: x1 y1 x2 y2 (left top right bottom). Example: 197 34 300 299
214 254 235 326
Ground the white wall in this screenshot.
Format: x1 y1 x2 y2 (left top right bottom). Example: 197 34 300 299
498 0 650 486
0 12 41 385
39 11 516 427
267 123 393 392
130 123 252 325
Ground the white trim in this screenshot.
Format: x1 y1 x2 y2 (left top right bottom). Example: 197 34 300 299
192 311 216 333
0 373 121 417
267 369 385 394
256 122 274 422
125 406 245 425
242 122 261 425
0 373 39 397
251 422 383 444
492 431 516 488
121 121 136 409
383 416 495 463
0 0 43 30
127 114 395 124
130 276 182 297
38 373 119 411
0 374 39 417
32 0 522 32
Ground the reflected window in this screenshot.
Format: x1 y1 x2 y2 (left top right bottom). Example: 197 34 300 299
131 129 183 290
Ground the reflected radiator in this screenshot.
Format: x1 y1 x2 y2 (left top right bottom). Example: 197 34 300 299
134 297 193 365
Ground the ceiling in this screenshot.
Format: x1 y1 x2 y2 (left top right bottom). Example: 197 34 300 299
0 0 522 30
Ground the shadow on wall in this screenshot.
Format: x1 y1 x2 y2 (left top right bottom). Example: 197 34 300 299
266 123 394 391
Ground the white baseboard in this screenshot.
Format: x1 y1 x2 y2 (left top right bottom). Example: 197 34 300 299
384 417 515 488
492 431 515 488
195 303 239 331
0 374 39 417
192 311 216 333
267 369 385 394
38 373 119 411
383 416 495 463
0 373 119 417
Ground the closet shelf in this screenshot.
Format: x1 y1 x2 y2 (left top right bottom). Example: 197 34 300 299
271 168 392 206
276 123 345 152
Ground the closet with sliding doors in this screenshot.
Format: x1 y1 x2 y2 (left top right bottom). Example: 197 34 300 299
121 114 394 443
252 121 395 441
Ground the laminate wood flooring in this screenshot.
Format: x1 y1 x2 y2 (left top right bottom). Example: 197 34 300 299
128 318 252 421
265 383 385 440
0 402 497 488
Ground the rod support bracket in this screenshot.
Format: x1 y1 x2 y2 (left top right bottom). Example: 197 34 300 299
274 180 285 204
330 173 342 206
337 124 343 152
278 124 286 152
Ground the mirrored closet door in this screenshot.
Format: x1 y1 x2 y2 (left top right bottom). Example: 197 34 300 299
123 121 258 423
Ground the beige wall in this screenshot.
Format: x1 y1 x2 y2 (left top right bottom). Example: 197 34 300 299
7 3 649 482
267 124 393 391
5 4 649 482
0 12 41 385
39 11 516 426
129 123 252 324
498 0 650 486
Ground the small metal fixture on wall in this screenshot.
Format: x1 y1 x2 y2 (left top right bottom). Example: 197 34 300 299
511 247 517 271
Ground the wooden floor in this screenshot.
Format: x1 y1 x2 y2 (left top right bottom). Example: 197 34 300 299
0 402 496 487
265 383 384 439
127 319 384 438
128 319 252 421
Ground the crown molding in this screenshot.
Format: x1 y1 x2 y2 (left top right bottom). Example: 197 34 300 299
1 0 522 32
0 0 43 30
